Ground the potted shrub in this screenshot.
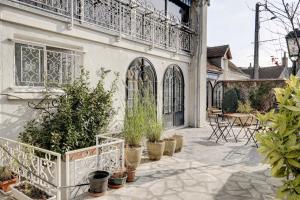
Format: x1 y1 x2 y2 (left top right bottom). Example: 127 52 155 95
108 170 127 189
173 134 184 153
163 137 176 156
123 97 145 169
0 166 17 193
256 76 300 200
11 181 55 200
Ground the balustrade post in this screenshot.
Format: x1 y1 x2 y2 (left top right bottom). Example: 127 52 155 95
118 2 122 41
151 17 155 49
176 27 179 53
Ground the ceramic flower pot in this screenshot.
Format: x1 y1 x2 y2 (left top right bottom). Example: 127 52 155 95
0 176 17 193
147 141 165 161
108 172 127 189
126 168 136 183
173 135 183 152
163 138 176 156
88 171 110 194
125 146 142 169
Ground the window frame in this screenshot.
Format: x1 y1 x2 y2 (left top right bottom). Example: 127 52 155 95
13 39 83 88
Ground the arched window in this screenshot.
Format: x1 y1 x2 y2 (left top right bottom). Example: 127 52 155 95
163 65 184 128
126 57 157 108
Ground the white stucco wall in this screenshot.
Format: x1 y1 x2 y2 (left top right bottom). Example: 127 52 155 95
0 3 200 139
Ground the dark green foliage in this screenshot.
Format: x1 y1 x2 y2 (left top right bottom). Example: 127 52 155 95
249 84 272 111
19 68 119 154
222 88 239 113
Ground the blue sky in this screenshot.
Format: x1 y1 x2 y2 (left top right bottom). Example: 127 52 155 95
208 0 287 68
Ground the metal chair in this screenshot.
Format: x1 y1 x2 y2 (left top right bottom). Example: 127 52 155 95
245 118 260 148
208 113 230 143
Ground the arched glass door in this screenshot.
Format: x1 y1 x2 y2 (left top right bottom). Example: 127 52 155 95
163 65 184 128
126 57 157 108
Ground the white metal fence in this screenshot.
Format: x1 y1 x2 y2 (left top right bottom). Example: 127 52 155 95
8 0 193 53
0 133 124 200
0 137 62 199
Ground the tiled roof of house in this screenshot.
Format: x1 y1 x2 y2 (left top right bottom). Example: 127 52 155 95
228 61 248 76
207 61 223 73
241 66 286 79
207 45 232 59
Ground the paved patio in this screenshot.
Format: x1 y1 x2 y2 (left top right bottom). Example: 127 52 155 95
85 126 280 200
0 127 281 200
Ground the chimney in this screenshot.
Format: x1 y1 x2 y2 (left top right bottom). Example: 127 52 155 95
248 63 252 69
282 52 288 68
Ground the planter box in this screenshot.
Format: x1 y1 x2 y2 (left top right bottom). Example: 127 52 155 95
11 181 56 200
0 176 17 193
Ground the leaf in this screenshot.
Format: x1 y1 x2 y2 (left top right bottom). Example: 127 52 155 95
286 151 300 159
288 159 300 168
271 158 284 177
283 105 300 112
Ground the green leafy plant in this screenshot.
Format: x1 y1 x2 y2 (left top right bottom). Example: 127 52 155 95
249 84 273 112
19 68 119 154
237 100 253 113
256 76 300 200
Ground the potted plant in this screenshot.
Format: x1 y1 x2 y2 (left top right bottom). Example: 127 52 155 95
0 166 17 193
123 97 145 169
236 100 254 125
11 181 56 200
126 167 136 183
108 170 127 189
146 121 165 161
163 137 176 156
88 170 110 195
173 134 184 153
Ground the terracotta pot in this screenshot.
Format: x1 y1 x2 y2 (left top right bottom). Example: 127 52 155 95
125 146 142 169
163 138 176 156
147 141 165 161
126 168 136 183
173 135 183 152
0 176 17 193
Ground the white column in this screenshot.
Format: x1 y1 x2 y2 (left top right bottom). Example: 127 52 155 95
189 0 208 127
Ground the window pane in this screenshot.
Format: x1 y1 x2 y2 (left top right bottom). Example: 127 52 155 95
15 43 44 86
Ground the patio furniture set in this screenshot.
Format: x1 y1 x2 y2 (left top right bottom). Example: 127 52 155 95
207 108 260 147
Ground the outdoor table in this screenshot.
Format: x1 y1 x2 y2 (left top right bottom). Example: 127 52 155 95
222 113 255 142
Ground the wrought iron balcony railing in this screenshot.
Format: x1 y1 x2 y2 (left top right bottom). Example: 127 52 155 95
8 0 194 53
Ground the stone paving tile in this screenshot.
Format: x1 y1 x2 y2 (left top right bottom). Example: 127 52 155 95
1 127 282 200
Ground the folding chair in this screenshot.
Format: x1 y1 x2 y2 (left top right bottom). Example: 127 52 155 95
208 113 230 143
245 118 260 148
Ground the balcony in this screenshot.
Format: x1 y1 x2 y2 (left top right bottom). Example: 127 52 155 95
7 0 194 53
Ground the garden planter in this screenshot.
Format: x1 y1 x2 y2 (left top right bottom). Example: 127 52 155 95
126 168 136 183
88 171 110 194
63 147 97 161
108 172 127 189
173 135 183 152
147 141 165 161
0 176 17 193
11 181 56 200
125 146 142 169
163 138 176 156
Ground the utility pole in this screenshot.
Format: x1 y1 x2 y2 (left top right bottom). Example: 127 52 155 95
253 2 260 79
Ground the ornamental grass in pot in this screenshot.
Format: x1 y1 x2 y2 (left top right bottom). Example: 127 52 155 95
173 134 184 153
146 122 165 161
163 137 176 156
123 98 145 169
0 166 17 193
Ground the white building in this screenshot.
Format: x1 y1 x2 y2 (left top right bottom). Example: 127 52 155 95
0 0 209 138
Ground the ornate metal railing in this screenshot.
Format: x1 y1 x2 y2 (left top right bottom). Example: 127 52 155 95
64 133 124 199
0 137 61 199
8 0 193 53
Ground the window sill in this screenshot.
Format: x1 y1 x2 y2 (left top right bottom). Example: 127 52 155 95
3 87 64 100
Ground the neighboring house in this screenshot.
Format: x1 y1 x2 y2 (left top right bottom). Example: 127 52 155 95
0 0 209 138
241 53 290 79
206 45 249 108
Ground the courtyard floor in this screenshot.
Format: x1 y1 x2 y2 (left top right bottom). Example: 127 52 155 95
0 126 281 200
86 126 280 200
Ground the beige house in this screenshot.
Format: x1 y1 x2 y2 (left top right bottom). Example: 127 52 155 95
0 0 210 138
